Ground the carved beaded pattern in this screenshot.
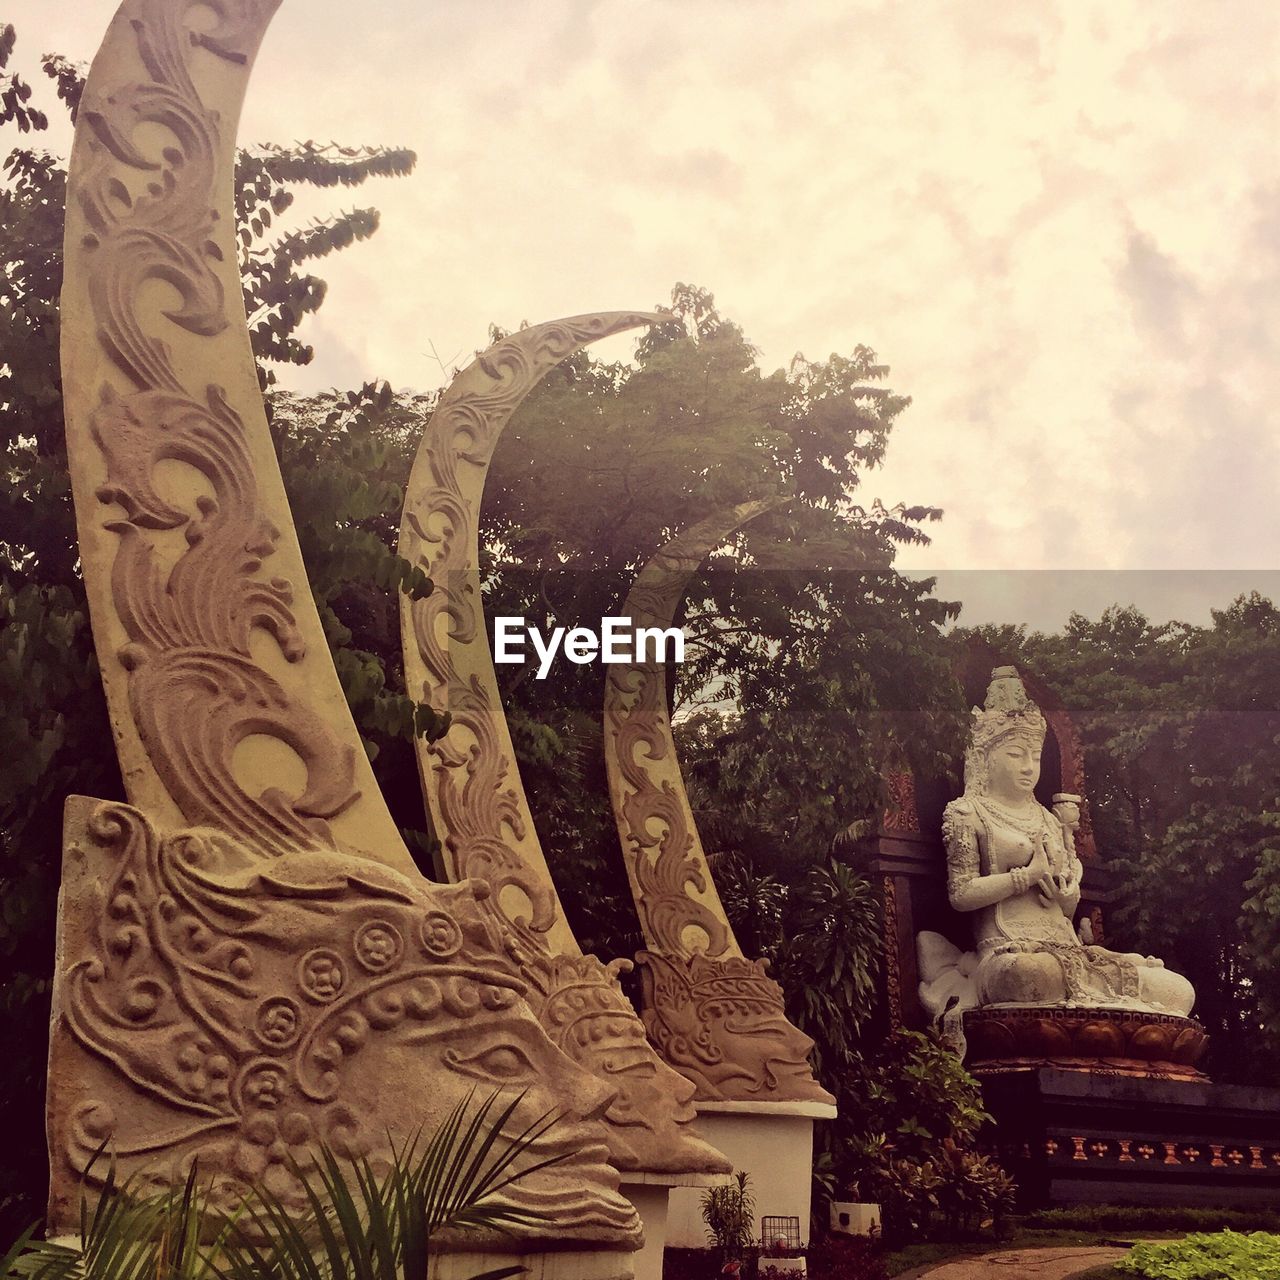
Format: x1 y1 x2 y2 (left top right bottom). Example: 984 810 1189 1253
353 921 404 974
297 949 346 1003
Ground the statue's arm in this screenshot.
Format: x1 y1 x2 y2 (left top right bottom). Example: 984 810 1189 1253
944 800 1025 912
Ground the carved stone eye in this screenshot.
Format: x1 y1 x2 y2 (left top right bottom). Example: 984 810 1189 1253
446 1043 537 1082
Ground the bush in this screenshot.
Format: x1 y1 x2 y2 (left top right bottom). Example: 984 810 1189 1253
702 1171 756 1262
1024 1205 1280 1235
1118 1230 1280 1279
823 1031 1013 1246
808 1234 886 1280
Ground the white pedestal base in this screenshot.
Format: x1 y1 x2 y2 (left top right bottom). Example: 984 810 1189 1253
428 1247 635 1280
620 1169 732 1280
622 1184 668 1280
664 1101 835 1250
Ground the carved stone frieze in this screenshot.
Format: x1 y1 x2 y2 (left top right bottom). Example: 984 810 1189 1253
603 503 834 1106
48 797 642 1245
963 1005 1209 1082
636 951 832 1103
61 0 412 870
398 319 732 1176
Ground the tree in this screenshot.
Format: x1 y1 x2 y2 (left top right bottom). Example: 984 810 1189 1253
479 286 967 955
0 29 425 1231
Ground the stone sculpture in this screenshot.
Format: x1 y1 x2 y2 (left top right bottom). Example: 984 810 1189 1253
397 318 731 1181
602 504 835 1254
941 667 1195 1015
603 502 833 1106
51 1 645 1266
49 797 639 1250
923 667 1207 1080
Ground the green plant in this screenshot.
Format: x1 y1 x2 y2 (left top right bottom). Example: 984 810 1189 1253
808 1234 886 1280
2 1092 558 1280
930 1141 1013 1237
701 1171 755 1262
1117 1229 1280 1279
1023 1205 1280 1235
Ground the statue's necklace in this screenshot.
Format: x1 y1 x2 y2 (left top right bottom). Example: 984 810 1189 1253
978 795 1045 837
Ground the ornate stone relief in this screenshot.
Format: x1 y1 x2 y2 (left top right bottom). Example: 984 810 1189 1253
48 797 642 1246
61 0 412 871
603 503 834 1105
52 0 646 1251
398 319 732 1176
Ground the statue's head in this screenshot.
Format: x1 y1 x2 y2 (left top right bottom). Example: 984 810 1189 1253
48 801 641 1248
522 951 731 1174
964 666 1048 800
635 951 834 1106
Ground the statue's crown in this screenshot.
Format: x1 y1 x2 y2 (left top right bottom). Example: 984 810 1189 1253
964 666 1047 790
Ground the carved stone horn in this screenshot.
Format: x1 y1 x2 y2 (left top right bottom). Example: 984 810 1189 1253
603 500 836 1105
60 0 414 873
398 317 734 1179
49 3 651 1259
398 313 662 950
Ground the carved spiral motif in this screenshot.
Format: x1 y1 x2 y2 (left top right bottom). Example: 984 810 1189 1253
297 950 346 1003
354 921 404 973
60 0 404 862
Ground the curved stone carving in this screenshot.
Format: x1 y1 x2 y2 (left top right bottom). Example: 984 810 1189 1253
47 797 642 1246
399 319 732 1177
963 1006 1209 1082
603 503 834 1105
61 0 412 871
54 2 648 1258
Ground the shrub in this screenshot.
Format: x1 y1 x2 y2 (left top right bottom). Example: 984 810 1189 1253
702 1171 756 1261
808 1234 887 1280
1117 1230 1280 1279
0 1092 559 1280
1025 1205 1280 1235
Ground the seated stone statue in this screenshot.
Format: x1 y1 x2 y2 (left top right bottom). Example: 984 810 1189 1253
942 667 1195 1016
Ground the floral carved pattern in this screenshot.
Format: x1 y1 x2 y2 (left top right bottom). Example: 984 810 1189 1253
603 502 832 1105
47 799 643 1244
399 315 661 955
398 317 733 1175
61 0 406 863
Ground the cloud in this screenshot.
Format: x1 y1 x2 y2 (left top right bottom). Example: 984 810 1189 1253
11 0 1279 611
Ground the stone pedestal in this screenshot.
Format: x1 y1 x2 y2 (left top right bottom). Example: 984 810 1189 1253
665 1101 836 1250
621 1173 730 1280
965 1006 1209 1082
982 1067 1280 1209
429 1249 636 1280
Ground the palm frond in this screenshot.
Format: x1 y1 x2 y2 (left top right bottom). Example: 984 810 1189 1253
4 1091 563 1280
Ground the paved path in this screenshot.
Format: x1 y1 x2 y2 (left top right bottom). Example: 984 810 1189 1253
900 1244 1128 1279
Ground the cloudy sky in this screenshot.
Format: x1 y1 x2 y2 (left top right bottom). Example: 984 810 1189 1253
12 0 1279 628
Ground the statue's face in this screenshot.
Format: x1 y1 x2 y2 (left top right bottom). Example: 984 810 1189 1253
986 737 1040 800
536 954 728 1174
49 807 641 1247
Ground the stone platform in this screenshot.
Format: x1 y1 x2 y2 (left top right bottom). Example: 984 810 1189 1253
964 1006 1209 1082
981 1067 1280 1208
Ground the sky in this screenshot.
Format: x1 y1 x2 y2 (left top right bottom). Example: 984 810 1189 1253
10 0 1279 630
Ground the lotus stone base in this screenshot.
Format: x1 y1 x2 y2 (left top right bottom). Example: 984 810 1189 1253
963 1006 1209 1081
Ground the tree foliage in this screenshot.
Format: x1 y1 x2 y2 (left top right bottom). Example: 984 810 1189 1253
480 285 966 953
